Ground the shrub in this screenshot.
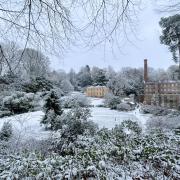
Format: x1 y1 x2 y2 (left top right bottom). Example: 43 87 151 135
60 107 97 139
1 92 38 114
140 105 172 116
0 122 13 141
41 90 63 130
116 103 131 111
146 115 180 131
23 77 53 93
104 93 121 109
61 94 90 108
0 111 12 118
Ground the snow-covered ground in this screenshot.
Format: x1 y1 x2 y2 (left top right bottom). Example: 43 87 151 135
89 97 151 129
0 97 151 140
0 111 50 140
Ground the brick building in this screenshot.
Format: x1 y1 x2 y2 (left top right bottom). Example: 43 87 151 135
86 86 109 98
143 59 180 109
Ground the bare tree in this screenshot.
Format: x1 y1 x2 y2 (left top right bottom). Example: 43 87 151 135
0 41 20 76
156 0 180 13
0 0 141 51
19 48 50 79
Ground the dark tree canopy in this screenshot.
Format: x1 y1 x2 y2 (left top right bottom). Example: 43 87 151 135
159 14 180 79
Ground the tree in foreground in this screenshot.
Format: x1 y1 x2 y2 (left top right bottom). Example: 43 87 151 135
41 90 63 130
159 14 180 79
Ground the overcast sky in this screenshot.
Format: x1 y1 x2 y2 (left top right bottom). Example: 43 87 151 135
50 1 174 72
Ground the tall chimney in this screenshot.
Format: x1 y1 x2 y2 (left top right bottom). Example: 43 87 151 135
144 59 148 82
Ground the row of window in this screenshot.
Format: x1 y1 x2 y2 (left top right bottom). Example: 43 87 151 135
146 83 180 88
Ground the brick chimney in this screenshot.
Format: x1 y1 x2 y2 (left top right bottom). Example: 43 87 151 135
144 59 148 82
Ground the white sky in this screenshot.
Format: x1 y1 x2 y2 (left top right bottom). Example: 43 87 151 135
50 1 174 72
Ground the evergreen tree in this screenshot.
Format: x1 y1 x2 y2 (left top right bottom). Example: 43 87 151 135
41 90 63 130
77 65 92 87
159 15 180 79
91 67 108 85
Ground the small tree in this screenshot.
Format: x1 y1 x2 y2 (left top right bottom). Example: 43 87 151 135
159 15 180 79
41 90 63 130
0 122 13 141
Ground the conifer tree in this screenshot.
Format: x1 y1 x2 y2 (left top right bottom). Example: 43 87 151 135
41 90 63 130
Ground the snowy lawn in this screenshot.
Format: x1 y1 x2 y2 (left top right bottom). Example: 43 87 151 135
89 97 151 129
0 97 151 140
0 111 50 140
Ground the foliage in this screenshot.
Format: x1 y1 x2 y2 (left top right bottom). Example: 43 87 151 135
0 119 179 179
77 65 92 87
61 93 90 108
23 77 53 93
116 102 132 111
160 14 180 63
0 122 13 141
60 79 74 94
41 90 63 130
91 67 108 86
159 14 180 79
140 105 173 116
104 93 121 109
1 92 39 114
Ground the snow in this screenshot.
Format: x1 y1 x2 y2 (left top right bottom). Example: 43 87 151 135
89 97 151 130
88 97 104 106
0 111 50 140
0 97 151 140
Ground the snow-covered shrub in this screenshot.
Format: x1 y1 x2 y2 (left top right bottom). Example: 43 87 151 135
0 120 180 179
140 105 172 116
116 102 131 111
0 122 13 141
61 94 90 108
104 93 121 109
0 74 25 92
60 79 74 94
147 114 180 131
50 107 98 155
23 77 53 93
0 110 12 118
1 92 39 114
41 90 63 130
61 107 96 138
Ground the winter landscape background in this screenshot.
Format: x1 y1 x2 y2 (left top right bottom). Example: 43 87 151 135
0 0 180 179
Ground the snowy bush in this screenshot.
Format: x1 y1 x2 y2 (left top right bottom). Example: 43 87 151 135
41 90 63 130
0 75 25 92
0 119 180 179
0 110 12 118
51 107 98 150
116 102 132 111
1 92 40 114
0 122 13 141
60 79 74 94
140 105 172 116
147 114 180 131
23 77 53 93
61 94 90 108
104 93 121 109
